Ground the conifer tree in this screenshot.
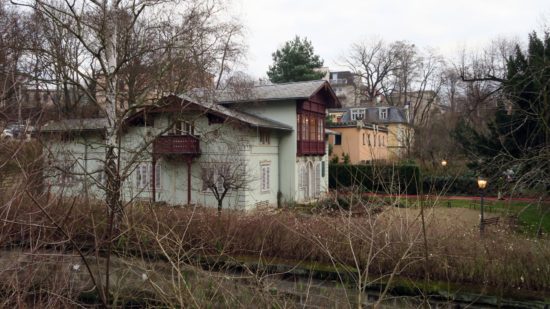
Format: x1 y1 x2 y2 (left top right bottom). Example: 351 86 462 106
453 32 550 189
267 36 325 83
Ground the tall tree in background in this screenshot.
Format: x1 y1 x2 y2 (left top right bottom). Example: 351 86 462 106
453 32 550 191
267 36 324 83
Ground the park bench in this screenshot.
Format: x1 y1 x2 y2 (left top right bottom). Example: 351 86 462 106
481 217 500 226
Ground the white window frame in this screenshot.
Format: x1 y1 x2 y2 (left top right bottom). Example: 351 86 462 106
379 108 388 120
350 108 365 121
135 161 161 191
260 162 271 193
314 162 321 198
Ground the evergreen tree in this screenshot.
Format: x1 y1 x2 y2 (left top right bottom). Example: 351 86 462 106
267 36 325 83
453 32 550 189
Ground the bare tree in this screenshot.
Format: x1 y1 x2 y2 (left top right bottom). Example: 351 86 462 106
200 144 250 213
344 38 400 104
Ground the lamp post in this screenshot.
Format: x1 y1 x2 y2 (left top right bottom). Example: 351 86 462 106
441 160 450 207
477 178 488 235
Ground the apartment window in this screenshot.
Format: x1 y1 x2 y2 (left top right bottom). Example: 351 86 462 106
259 129 270 145
334 135 342 145
135 162 161 190
379 108 388 120
260 163 271 192
367 134 371 146
350 108 365 121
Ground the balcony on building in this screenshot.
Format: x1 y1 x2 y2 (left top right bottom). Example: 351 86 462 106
153 134 201 157
297 140 325 156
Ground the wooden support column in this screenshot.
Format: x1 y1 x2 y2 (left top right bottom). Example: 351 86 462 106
186 157 192 205
152 155 156 203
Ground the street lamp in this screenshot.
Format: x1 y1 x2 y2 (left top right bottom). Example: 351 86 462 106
441 160 450 207
477 178 488 235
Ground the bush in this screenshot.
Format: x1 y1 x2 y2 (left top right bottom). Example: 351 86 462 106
329 163 422 194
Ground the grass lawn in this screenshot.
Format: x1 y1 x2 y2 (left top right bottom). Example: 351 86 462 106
390 195 550 235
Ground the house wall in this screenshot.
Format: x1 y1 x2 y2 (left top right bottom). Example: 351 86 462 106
44 132 106 199
232 100 330 204
328 127 388 164
43 112 282 210
386 123 413 160
230 101 299 202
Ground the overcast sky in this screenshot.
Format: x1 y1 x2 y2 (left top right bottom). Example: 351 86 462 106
231 0 549 78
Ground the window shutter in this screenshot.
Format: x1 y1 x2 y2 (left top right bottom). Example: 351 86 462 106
265 166 270 191
315 163 321 197
135 165 141 188
155 161 161 190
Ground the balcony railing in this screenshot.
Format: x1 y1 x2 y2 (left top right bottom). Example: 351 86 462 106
153 135 201 156
297 140 325 156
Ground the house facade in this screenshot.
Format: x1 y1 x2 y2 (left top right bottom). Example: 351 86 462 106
41 80 340 209
327 106 412 161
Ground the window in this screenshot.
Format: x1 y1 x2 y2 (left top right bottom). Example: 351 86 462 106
379 135 382 147
317 118 323 141
201 165 228 193
298 112 325 142
379 108 388 120
60 160 77 186
207 113 225 124
367 134 371 146
260 130 270 145
173 120 194 135
334 135 342 145
374 134 377 147
260 163 270 192
362 133 366 145
314 163 321 198
350 108 365 120
135 162 161 190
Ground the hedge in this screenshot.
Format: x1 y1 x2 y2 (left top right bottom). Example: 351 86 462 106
329 164 499 196
329 163 422 194
423 176 498 196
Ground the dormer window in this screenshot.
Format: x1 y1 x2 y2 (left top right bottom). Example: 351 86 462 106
379 108 388 120
350 108 365 121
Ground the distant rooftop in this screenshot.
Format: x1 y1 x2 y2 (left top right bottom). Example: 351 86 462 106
216 80 340 107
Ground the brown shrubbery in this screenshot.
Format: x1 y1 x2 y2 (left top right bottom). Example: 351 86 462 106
1 192 549 296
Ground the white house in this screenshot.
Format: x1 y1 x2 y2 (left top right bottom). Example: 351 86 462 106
40 80 341 209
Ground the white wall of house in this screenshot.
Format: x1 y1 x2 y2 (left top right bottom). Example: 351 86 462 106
226 100 299 203
44 110 285 209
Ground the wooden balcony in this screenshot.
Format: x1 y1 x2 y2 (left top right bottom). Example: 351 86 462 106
153 135 201 156
297 140 325 156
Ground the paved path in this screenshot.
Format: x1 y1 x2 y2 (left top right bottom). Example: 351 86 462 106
363 193 548 203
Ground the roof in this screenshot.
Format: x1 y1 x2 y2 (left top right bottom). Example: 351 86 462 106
216 80 340 107
328 106 410 124
40 118 108 132
160 94 293 131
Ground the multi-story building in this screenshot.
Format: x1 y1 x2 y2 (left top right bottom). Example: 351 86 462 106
328 105 412 161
